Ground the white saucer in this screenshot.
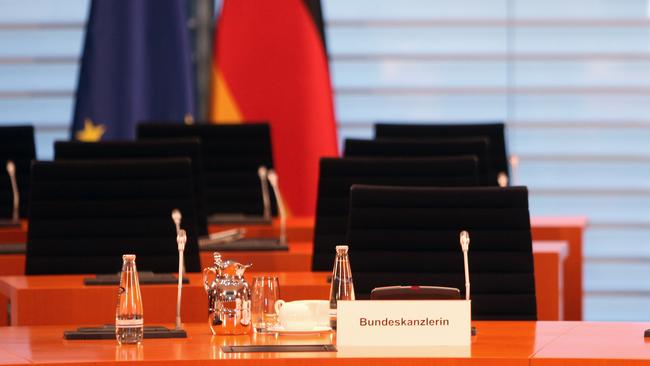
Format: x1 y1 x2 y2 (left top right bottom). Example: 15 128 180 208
267 325 332 335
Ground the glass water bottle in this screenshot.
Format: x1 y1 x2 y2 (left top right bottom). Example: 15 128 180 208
116 254 144 344
329 245 355 329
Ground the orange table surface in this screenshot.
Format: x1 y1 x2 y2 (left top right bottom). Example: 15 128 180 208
0 272 329 326
205 241 566 322
0 220 27 244
0 215 585 320
0 241 564 326
532 322 650 366
208 217 315 243
530 216 587 321
0 241 565 326
0 218 315 245
0 322 648 366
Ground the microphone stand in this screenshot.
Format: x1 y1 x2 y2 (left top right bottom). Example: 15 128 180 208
460 231 470 301
509 155 520 186
0 160 20 227
175 229 187 330
267 170 286 245
7 161 18 223
171 209 188 331
460 230 476 336
258 166 272 222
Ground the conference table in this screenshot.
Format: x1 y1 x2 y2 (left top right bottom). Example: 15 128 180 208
0 216 585 323
208 216 589 321
0 321 648 365
0 240 565 326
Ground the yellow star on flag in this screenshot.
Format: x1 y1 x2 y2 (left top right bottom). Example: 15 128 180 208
76 118 106 142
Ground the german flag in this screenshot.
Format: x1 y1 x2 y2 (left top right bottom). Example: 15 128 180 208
209 0 338 216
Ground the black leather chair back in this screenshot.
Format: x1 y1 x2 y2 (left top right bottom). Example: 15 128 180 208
347 185 536 320
137 122 276 217
312 156 480 271
0 125 35 218
374 123 508 185
54 139 208 235
344 137 494 186
26 158 201 275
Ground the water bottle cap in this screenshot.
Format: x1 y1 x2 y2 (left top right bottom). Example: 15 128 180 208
122 254 136 261
335 245 348 252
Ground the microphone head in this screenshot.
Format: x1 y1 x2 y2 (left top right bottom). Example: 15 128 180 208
171 209 182 226
497 172 508 187
509 155 520 168
176 229 187 251
257 165 268 179
267 170 278 185
459 230 470 252
6 160 15 175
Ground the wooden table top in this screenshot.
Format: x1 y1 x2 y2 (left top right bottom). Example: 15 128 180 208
532 322 650 365
0 321 647 366
0 271 329 291
0 272 331 326
0 215 587 321
0 241 566 325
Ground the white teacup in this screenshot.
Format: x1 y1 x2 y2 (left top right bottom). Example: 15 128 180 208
291 300 329 327
274 300 316 330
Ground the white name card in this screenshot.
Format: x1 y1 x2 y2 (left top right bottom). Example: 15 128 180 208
337 300 471 347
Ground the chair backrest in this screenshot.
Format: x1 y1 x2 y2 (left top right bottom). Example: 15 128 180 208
344 137 494 186
374 123 508 185
346 185 536 320
137 122 276 217
0 125 36 218
54 139 208 235
312 156 480 271
26 158 201 275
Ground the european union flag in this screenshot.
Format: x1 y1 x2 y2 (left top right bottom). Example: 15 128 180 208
72 0 195 141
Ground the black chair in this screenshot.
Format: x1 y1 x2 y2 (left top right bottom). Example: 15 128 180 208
344 137 494 186
374 122 508 185
346 185 536 320
54 139 208 236
137 122 276 222
25 158 201 275
0 125 35 219
312 156 480 271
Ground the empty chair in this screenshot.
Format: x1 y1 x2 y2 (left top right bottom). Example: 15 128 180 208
137 122 276 222
344 137 494 186
374 122 508 185
346 185 536 320
0 125 36 219
26 158 201 275
54 139 208 235
312 156 479 271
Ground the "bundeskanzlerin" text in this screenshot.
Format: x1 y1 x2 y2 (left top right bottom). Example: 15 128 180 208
359 317 450 327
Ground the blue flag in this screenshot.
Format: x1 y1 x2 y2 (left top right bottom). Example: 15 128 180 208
72 0 195 141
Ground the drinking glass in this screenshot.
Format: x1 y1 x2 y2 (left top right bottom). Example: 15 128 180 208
251 276 280 333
